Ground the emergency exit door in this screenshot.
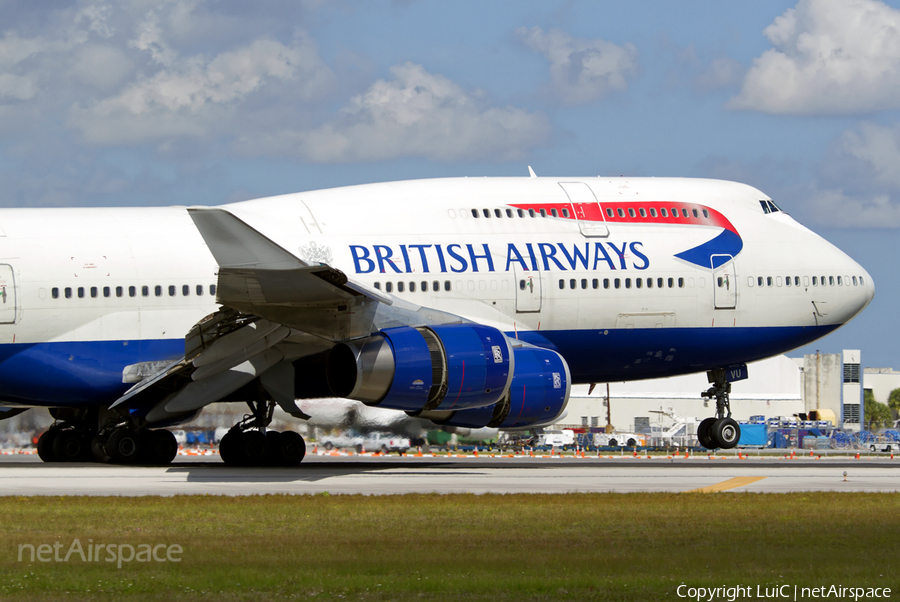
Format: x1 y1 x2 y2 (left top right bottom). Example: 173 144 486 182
0 264 17 323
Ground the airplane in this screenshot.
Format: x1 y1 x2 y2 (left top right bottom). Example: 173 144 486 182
0 175 873 464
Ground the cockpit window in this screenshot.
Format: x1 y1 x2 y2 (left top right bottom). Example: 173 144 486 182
760 200 771 214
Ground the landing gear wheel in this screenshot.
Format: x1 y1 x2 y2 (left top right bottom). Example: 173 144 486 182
711 418 741 449
219 430 242 466
144 430 178 465
278 431 306 466
91 435 110 463
241 431 269 466
697 417 717 449
37 430 59 463
107 429 141 464
53 431 87 462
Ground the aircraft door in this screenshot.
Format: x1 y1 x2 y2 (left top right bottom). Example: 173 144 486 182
0 264 16 324
514 266 542 313
711 255 736 310
559 182 609 237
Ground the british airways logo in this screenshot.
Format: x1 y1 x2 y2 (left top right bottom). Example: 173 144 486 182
350 242 650 274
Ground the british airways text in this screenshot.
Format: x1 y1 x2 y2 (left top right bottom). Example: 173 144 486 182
349 242 649 274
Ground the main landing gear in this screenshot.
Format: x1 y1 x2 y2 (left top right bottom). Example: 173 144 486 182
218 399 306 467
36 408 178 465
697 368 742 450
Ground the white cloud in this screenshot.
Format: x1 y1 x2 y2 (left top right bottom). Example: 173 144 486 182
730 0 900 115
806 187 900 227
69 35 335 145
242 62 551 162
694 56 744 93
517 26 639 105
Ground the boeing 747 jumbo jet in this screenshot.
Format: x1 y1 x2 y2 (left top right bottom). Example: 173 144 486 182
0 176 873 465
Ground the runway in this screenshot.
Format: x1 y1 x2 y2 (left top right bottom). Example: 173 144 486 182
0 454 897 495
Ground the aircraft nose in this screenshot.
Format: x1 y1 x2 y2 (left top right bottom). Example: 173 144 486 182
862 266 875 308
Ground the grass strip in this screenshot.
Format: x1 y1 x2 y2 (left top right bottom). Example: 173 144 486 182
0 492 897 601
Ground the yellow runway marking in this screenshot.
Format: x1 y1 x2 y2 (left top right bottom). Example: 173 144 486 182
687 476 767 493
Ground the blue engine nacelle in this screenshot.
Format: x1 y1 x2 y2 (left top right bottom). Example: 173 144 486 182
326 324 514 413
418 346 571 430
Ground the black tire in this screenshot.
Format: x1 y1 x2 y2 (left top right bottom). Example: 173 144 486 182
608 438 617 447
711 418 741 449
279 431 306 466
381 445 389 454
91 435 110 463
265 431 282 466
241 431 269 466
697 417 717 449
37 430 59 463
53 431 86 462
145 430 178 465
355 444 363 453
219 430 242 466
627 438 637 448
107 429 141 464
323 441 334 451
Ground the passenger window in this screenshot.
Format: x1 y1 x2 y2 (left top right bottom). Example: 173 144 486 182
168 285 176 297
129 286 136 297
646 278 653 289
444 281 451 291
837 276 842 286
581 278 588 289
667 278 674 288
717 277 724 287
562 209 570 218
570 279 576 289
421 281 427 291
52 287 59 299
373 282 381 290
758 277 764 286
657 278 663 288
433 281 439 292
614 278 621 289
592 279 599 289
748 277 754 287
409 282 416 292
494 209 502 218
603 278 610 289
102 287 109 298
628 208 635 218
785 277 791 287
196 285 203 296
678 278 684 288
471 209 479 218
385 282 393 293
625 278 631 289
551 209 559 218
671 207 679 217
65 287 72 299
606 208 614 217
639 208 646 217
682 208 689 217
860 276 865 286
210 284 216 295
794 277 800 286
829 276 834 286
76 287 84 298
154 285 162 297
617 208 625 217
702 209 709 218
559 279 564 290
635 278 642 289
483 209 490 218
397 282 405 292
661 208 668 217
804 276 810 287
529 209 536 218
539 209 547 217
649 208 657 217
812 276 818 286
183 285 190 296
692 209 699 218
776 277 783 287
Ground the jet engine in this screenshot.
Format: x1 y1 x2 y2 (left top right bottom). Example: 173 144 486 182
326 324 514 413
415 346 571 430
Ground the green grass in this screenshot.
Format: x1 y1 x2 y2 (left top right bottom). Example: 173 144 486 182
0 493 897 601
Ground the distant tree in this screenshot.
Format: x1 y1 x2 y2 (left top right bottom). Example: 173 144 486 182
888 388 900 413
864 392 892 430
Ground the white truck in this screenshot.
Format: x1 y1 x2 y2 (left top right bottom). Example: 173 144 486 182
538 429 576 448
593 432 644 448
320 431 411 454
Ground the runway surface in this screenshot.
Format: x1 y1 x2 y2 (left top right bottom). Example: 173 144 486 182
0 454 897 495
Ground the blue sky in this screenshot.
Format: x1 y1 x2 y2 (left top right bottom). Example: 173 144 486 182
1 0 899 368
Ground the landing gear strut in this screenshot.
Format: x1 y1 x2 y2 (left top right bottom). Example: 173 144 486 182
698 368 741 450
218 399 306 467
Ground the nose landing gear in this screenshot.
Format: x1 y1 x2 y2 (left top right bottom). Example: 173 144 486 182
698 368 743 450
